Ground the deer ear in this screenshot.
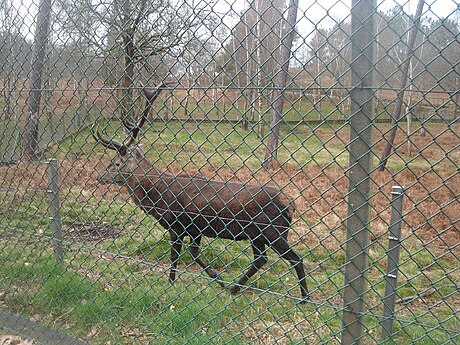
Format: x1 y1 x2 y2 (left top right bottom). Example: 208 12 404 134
135 143 145 154
133 145 145 160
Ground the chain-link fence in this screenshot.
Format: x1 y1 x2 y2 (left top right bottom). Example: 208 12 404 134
1 0 459 344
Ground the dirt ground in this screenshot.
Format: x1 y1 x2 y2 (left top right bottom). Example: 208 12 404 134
1 123 458 254
0 334 34 345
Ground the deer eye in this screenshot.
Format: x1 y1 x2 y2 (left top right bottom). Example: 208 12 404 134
118 147 128 156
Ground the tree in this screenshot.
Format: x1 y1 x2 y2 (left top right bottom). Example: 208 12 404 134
18 0 214 155
0 0 25 161
379 0 425 171
327 22 351 113
383 7 426 156
22 0 52 159
218 0 284 131
307 22 351 116
1 0 13 120
56 0 210 122
263 0 299 169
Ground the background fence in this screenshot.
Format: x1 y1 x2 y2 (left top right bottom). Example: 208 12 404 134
0 0 459 344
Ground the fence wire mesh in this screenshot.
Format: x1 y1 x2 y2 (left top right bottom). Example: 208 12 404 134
0 0 459 344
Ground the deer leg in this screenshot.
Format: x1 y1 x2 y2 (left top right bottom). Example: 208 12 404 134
169 232 185 284
189 235 225 288
231 241 267 295
272 238 309 301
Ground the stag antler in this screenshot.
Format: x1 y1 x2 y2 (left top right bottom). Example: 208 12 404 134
122 81 177 134
92 82 175 153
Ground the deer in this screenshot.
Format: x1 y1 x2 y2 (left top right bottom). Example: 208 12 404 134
92 83 309 301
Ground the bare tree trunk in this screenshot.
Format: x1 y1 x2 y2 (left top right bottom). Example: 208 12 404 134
119 0 136 125
378 0 425 171
1 0 13 161
257 96 265 138
263 0 299 169
121 28 136 125
453 72 460 121
2 47 12 121
315 58 322 119
118 0 147 127
22 0 52 159
406 102 413 155
163 89 170 122
242 3 251 131
231 38 240 122
221 74 226 119
1 0 13 122
405 66 413 157
184 73 192 118
256 1 265 139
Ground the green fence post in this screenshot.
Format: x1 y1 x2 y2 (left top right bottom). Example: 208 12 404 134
341 0 376 344
47 158 64 263
381 186 405 341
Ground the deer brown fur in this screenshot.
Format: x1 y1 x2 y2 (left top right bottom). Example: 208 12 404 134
93 84 308 300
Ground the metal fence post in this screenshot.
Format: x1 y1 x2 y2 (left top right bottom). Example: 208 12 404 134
47 158 64 263
381 186 405 341
341 0 376 344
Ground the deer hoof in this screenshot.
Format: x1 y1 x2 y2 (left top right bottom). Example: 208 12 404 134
298 295 310 304
230 285 240 295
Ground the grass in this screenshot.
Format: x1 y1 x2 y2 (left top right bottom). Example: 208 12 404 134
81 120 351 173
0 118 459 344
0 234 327 344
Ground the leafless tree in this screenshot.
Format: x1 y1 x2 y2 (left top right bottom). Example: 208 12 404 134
379 0 425 171
264 0 299 169
0 0 22 161
22 0 52 159
219 0 284 132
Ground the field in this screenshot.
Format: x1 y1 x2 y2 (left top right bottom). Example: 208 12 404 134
0 120 459 344
1 83 457 164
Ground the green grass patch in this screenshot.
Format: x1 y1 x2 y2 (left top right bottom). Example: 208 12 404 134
0 120 458 343
1 186 458 344
43 119 455 175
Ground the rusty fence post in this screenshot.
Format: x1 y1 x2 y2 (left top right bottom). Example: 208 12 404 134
381 185 405 341
47 158 64 263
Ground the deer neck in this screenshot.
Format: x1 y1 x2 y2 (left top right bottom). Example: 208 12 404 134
126 167 172 209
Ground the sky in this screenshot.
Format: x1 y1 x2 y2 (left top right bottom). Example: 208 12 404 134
216 0 459 27
212 0 459 52
5 0 459 43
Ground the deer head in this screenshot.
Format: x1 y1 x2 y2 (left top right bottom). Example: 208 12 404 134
92 83 172 185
